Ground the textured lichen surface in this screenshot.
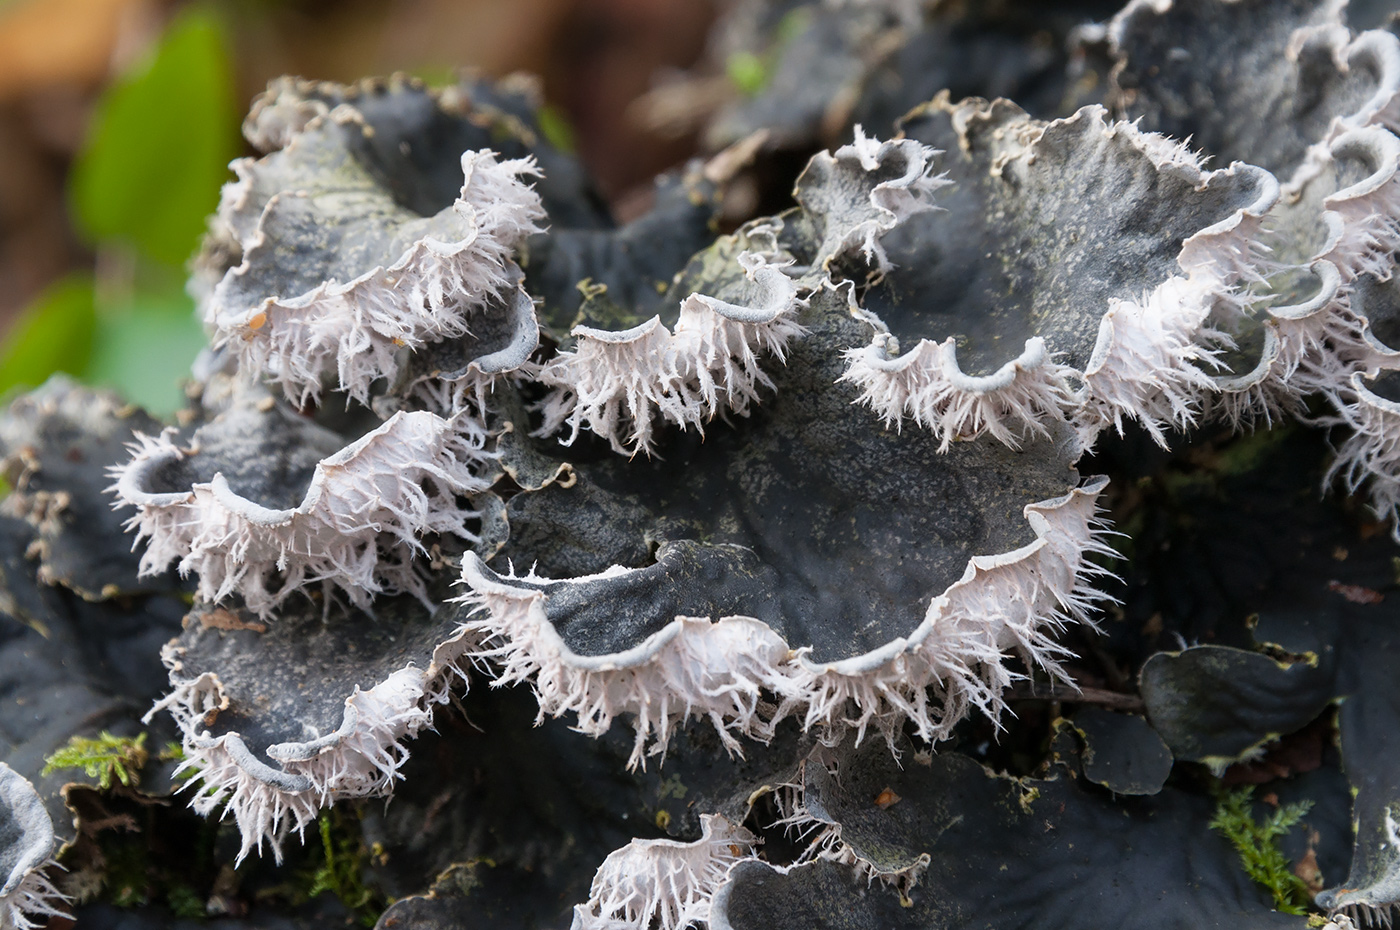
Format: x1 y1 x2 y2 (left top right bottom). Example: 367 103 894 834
11 2 1400 927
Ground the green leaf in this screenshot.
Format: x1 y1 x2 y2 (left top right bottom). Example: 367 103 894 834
84 287 205 416
70 6 238 267
0 273 97 396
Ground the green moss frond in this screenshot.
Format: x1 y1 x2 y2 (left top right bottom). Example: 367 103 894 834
1209 786 1315 915
42 731 148 790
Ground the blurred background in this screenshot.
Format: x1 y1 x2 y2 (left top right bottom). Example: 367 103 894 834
0 0 717 413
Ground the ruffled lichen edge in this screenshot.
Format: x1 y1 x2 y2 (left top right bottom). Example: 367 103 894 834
800 126 951 274
1220 127 1400 421
0 763 70 930
534 251 809 456
456 475 1114 770
145 626 476 863
111 410 493 618
570 814 758 930
837 103 1279 451
209 139 545 408
1325 371 1400 541
769 753 928 901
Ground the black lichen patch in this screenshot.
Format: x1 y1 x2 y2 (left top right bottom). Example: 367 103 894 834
146 401 343 512
0 514 185 843
1140 645 1335 769
0 380 175 600
1072 706 1174 795
718 745 1302 930
523 170 723 337
246 74 609 229
170 593 463 764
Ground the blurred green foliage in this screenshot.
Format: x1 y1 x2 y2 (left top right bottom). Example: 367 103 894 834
0 5 239 415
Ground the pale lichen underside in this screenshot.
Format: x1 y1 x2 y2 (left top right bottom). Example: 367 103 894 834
795 127 949 273
0 764 69 930
571 815 758 930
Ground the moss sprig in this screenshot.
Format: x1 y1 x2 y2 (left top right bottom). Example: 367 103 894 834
1209 786 1315 915
42 731 148 790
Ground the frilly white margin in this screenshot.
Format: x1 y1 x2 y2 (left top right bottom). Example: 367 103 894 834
840 333 1078 451
146 627 475 863
1326 370 1400 542
1076 133 1278 448
840 109 1277 450
210 147 545 407
457 475 1113 769
111 410 492 617
570 815 757 930
802 126 949 272
535 252 808 456
0 763 70 930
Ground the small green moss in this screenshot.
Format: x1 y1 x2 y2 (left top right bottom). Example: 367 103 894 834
301 810 385 928
167 883 205 919
726 51 770 97
42 731 148 790
1209 786 1315 914
537 103 577 154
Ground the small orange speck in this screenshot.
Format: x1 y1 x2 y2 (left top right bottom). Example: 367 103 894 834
875 787 901 809
248 312 267 331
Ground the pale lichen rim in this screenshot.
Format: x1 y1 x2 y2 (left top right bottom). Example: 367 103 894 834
148 625 477 863
457 474 1114 768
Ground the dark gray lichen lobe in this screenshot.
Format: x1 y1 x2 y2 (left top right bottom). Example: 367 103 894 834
862 99 1273 376
494 283 1084 664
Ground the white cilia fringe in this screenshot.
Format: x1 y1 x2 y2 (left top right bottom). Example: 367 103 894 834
1076 277 1232 448
1212 128 1400 420
1326 370 1400 541
570 815 758 930
2 866 69 930
535 252 808 456
209 145 545 407
112 410 492 618
147 629 475 863
1077 125 1278 447
799 126 949 272
457 476 1114 768
839 334 1078 451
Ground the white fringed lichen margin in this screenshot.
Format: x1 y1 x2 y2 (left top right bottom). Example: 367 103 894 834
841 106 1279 452
1326 370 1400 541
770 754 928 901
535 250 809 456
146 626 476 863
457 474 1114 771
0 763 69 930
208 140 545 408
804 126 950 274
111 410 493 618
1218 126 1400 421
570 815 758 930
